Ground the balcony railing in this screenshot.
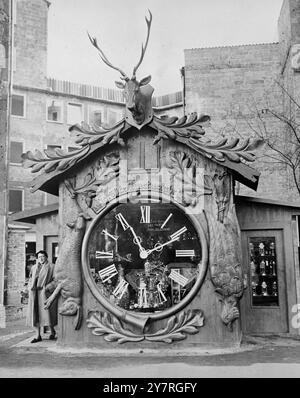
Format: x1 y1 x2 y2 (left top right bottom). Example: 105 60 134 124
47 78 182 107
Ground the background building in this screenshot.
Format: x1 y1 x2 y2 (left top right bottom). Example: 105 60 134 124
3 0 300 326
4 0 183 322
184 0 300 203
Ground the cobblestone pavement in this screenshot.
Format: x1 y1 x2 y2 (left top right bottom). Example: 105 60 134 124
1 318 300 378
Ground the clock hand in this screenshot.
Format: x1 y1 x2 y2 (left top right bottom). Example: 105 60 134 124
128 226 148 258
145 237 179 257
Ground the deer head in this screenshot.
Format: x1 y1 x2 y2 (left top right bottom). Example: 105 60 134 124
88 10 154 127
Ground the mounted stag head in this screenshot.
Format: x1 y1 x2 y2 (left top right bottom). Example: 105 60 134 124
88 10 154 129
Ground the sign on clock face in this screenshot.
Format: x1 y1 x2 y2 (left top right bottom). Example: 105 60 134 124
87 201 202 313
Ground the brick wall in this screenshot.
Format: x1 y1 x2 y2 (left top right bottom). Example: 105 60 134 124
6 228 26 320
184 29 300 203
13 0 49 88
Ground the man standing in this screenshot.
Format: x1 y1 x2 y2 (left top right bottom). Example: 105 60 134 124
27 250 57 343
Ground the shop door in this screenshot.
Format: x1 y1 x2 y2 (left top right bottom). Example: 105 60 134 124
44 236 59 264
240 230 288 334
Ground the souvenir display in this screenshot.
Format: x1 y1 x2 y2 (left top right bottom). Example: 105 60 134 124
248 238 279 306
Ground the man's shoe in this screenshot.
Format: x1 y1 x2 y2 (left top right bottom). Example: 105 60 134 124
31 336 42 343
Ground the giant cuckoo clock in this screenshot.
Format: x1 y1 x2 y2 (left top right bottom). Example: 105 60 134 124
22 11 261 347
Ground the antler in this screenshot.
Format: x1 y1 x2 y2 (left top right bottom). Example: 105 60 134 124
132 9 152 78
87 32 129 81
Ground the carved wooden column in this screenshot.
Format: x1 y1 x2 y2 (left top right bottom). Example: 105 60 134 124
0 0 12 328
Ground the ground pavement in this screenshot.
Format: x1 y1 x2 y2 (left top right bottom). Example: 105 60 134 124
1 318 300 378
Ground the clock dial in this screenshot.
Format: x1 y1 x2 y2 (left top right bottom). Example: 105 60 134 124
102 229 118 241
140 205 151 223
87 200 202 313
98 264 118 282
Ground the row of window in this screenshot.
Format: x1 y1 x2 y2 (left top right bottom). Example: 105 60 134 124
10 141 79 165
11 94 123 127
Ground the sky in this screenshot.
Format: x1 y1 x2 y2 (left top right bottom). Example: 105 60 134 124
47 0 284 96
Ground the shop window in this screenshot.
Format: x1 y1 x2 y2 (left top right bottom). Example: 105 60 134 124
10 141 23 164
47 99 63 122
9 189 23 213
249 237 279 307
67 102 82 125
88 105 103 127
11 94 25 117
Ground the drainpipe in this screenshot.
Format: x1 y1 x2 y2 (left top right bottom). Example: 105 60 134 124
180 66 186 116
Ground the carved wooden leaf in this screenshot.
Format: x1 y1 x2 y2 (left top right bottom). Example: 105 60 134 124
152 112 260 164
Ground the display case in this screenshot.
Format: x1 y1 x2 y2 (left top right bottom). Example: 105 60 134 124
249 237 279 306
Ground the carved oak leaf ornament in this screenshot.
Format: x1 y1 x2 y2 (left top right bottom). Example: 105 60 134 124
152 113 263 164
22 145 90 174
87 309 204 344
167 151 212 206
65 154 120 208
22 110 262 184
70 120 127 147
21 121 126 175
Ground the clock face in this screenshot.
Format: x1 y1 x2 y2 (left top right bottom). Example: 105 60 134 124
87 200 202 313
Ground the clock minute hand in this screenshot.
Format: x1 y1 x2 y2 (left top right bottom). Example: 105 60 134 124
145 237 179 256
129 226 146 253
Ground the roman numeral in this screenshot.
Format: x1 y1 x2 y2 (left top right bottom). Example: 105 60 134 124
161 213 173 229
170 226 187 241
98 264 118 282
168 270 189 287
140 205 151 223
115 213 130 231
95 251 113 259
101 229 118 241
176 250 195 257
113 279 129 299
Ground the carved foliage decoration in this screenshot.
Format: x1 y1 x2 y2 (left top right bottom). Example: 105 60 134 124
70 120 127 146
22 111 262 184
21 120 127 175
44 185 91 330
151 113 262 164
211 170 231 223
22 144 90 174
206 204 246 330
65 153 120 209
167 151 212 207
87 309 204 344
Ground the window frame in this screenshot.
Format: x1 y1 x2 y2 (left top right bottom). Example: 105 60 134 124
67 101 83 126
11 93 26 118
8 188 24 214
88 104 104 127
46 98 64 124
9 140 24 165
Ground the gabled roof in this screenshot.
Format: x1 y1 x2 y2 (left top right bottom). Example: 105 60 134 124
22 113 261 195
9 203 59 224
